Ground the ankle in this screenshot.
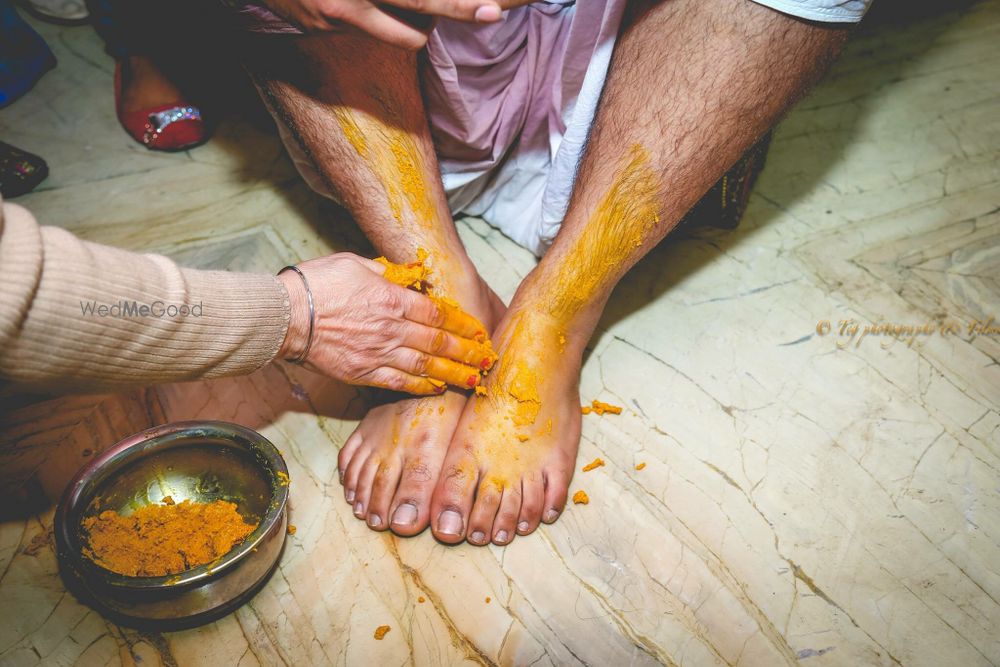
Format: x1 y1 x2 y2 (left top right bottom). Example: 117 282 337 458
426 255 501 324
507 271 607 352
495 303 588 365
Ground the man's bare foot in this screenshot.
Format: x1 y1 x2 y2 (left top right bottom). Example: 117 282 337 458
119 55 186 113
339 391 469 534
428 304 585 546
338 280 504 536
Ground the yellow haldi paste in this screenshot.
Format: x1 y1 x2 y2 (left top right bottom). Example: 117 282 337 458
547 144 661 319
582 399 623 416
375 247 431 291
508 361 541 426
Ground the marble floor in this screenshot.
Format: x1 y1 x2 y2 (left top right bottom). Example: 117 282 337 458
1 2 999 666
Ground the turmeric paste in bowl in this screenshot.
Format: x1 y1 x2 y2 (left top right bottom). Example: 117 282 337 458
82 497 258 577
55 421 289 629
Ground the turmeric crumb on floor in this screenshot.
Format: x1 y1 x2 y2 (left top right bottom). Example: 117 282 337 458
287 524 297 535
581 400 623 416
581 457 604 472
572 490 589 505
374 625 391 640
635 462 647 471
485 596 491 604
417 596 425 603
582 399 623 415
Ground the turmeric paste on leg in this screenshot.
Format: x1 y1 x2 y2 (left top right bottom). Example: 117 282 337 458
249 32 506 538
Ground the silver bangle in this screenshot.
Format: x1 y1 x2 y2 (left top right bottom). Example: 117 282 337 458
278 265 315 365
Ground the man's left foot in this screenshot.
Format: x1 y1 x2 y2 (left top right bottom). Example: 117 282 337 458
428 306 585 545
338 276 505 536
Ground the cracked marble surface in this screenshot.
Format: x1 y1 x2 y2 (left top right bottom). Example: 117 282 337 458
1 2 998 665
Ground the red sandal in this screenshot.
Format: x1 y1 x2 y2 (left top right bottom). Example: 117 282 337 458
114 62 207 151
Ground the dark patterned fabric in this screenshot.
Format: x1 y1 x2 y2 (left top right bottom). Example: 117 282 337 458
0 142 48 198
678 131 772 231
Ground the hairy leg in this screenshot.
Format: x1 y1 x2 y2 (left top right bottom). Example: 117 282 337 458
245 33 504 535
429 0 849 545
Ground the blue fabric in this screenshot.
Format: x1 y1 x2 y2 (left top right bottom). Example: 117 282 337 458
85 0 127 58
0 0 56 108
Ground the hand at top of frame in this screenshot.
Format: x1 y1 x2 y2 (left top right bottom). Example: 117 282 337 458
277 253 494 395
263 0 506 49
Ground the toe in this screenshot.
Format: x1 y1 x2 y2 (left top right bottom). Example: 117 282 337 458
366 457 403 531
541 466 571 524
337 431 363 484
353 455 381 521
466 477 503 546
389 455 441 537
491 483 522 545
429 449 478 544
342 446 371 506
516 471 545 535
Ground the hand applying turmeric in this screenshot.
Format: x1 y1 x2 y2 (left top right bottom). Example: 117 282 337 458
277 253 493 394
373 250 498 388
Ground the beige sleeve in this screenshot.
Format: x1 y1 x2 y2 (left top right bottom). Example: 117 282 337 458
0 198 290 393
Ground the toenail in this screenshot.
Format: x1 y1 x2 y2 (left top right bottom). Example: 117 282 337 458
368 514 382 527
354 501 364 515
346 489 355 503
466 374 478 387
392 503 418 525
495 530 509 544
544 508 559 522
470 530 486 544
438 510 463 535
517 521 529 533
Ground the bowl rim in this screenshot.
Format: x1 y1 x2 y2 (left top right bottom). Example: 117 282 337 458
55 420 289 590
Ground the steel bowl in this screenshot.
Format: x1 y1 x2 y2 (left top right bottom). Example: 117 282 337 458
54 421 289 629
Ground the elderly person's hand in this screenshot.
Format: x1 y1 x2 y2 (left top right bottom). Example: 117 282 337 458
263 0 504 50
278 253 492 395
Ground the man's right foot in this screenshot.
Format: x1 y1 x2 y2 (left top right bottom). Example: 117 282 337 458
338 280 504 536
